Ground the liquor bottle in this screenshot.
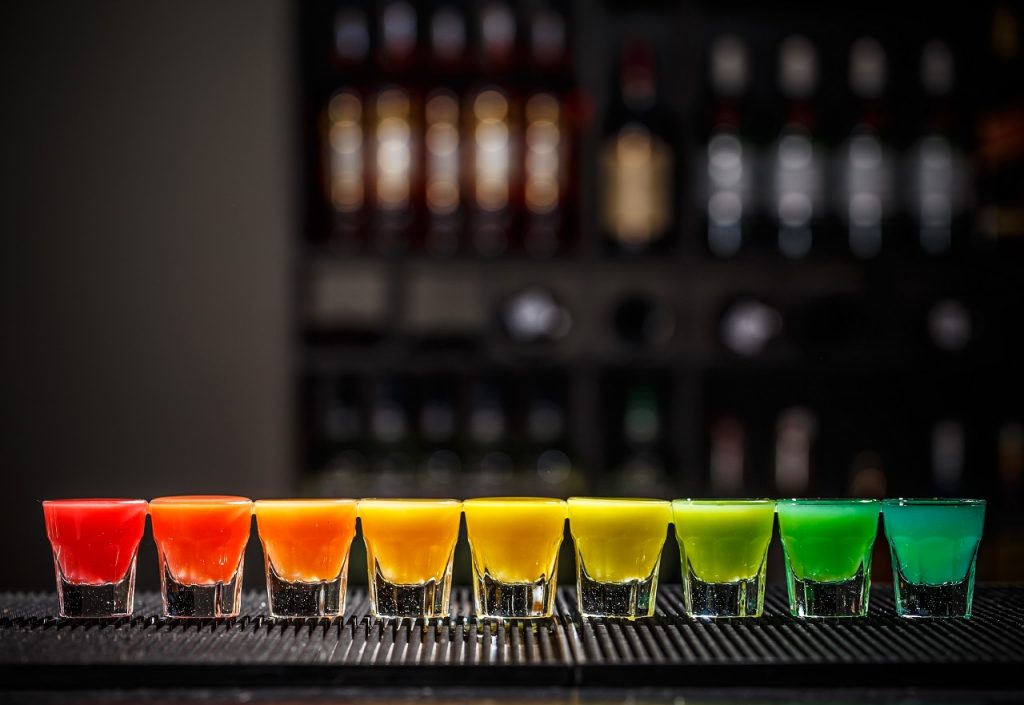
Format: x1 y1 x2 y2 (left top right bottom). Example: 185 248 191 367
976 4 1024 246
600 40 676 253
909 39 968 255
477 1 518 72
838 37 895 259
417 379 462 495
709 414 746 496
616 383 668 496
523 91 569 256
377 0 419 74
465 378 516 494
613 294 675 349
312 376 369 498
703 34 755 257
370 1 422 255
322 89 367 249
525 381 583 496
424 88 463 255
333 3 372 72
430 2 469 71
774 407 817 494
719 297 783 357
769 35 824 259
502 287 572 343
529 1 569 73
368 379 417 496
468 86 519 256
932 419 965 494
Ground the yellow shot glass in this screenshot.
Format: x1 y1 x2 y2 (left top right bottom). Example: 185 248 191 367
254 499 358 618
568 497 671 619
357 499 462 618
463 497 567 619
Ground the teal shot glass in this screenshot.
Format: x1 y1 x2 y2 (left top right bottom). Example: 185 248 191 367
882 498 986 619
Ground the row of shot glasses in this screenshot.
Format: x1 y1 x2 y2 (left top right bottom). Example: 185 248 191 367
42 497 985 620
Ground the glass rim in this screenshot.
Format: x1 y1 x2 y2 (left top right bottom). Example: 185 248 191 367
672 498 775 505
149 495 252 506
567 496 668 505
255 498 358 506
463 497 566 505
882 498 986 507
776 498 881 505
41 498 148 506
357 497 461 505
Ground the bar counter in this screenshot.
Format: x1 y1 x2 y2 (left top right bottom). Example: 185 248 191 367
2 585 1022 698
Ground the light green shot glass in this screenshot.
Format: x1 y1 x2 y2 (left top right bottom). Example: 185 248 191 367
776 499 880 618
882 498 985 619
672 500 776 618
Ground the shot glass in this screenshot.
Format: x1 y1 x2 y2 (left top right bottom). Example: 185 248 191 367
777 499 881 618
149 495 253 618
882 498 986 618
357 499 462 619
568 498 670 619
672 499 775 618
42 499 148 618
463 498 567 619
255 499 358 618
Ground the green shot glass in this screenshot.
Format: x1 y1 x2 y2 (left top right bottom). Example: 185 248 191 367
777 499 880 618
882 498 985 618
672 500 776 618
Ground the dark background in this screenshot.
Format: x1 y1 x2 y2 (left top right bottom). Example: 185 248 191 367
3 0 1023 591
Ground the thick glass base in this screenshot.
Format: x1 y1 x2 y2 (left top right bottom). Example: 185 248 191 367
786 565 870 618
369 561 451 619
160 560 243 618
682 559 765 619
55 565 135 618
474 569 557 619
577 558 660 619
266 562 346 618
894 567 975 619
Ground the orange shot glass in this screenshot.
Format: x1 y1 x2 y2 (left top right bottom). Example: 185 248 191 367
254 499 358 618
149 495 253 618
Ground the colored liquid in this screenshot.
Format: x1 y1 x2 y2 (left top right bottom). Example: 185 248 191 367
255 500 357 582
568 498 670 582
42 499 147 585
149 496 253 585
884 502 985 585
464 498 567 583
358 500 462 585
672 501 775 583
777 501 880 582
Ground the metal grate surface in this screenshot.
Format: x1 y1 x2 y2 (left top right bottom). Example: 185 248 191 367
2 587 1023 690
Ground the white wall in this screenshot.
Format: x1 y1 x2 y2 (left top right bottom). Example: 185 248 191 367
0 0 294 589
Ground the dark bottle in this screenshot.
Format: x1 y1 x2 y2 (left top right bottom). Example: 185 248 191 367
465 378 516 495
423 88 463 255
524 380 583 496
975 4 1024 248
321 89 368 250
312 376 369 498
909 39 969 256
702 34 755 258
769 35 825 259
417 379 462 495
616 383 668 496
600 40 676 253
368 379 417 496
837 36 896 259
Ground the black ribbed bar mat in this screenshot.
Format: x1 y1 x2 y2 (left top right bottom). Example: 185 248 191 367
2 586 1022 690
